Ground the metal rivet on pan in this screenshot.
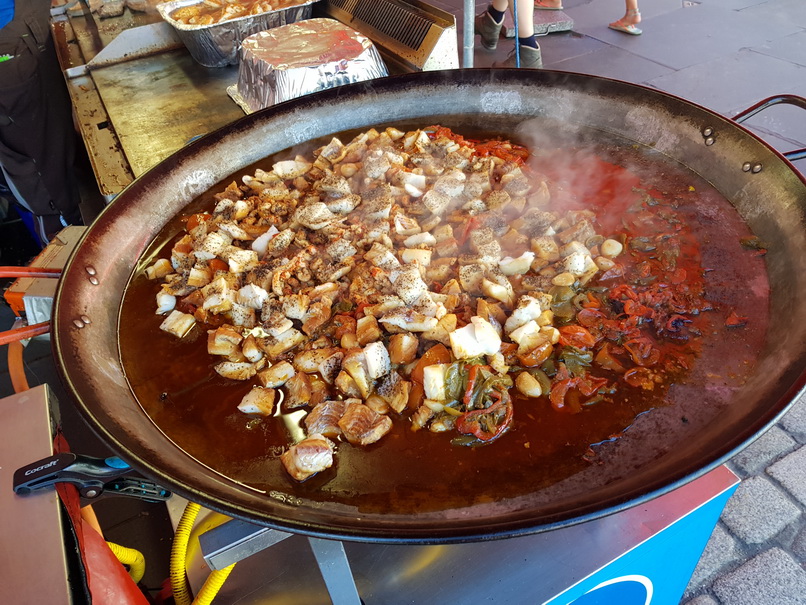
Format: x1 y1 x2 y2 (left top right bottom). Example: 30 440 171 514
702 127 714 137
80 315 91 324
85 266 96 276
751 163 763 173
742 163 752 172
89 276 99 285
73 319 85 329
704 137 715 146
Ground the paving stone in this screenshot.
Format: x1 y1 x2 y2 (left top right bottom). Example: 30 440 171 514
720 476 801 544
780 392 806 443
712 547 806 605
686 523 742 591
767 445 806 507
792 525 806 563
731 425 797 475
683 596 719 605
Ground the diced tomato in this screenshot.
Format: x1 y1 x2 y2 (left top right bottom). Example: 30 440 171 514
173 242 193 255
182 289 205 307
208 258 229 274
670 268 687 285
576 308 606 328
623 299 653 318
624 337 661 367
185 213 212 232
576 375 608 397
594 343 626 373
517 341 553 367
407 382 425 410
549 379 578 413
624 367 656 390
332 314 356 339
555 362 572 382
558 325 596 349
725 310 748 327
472 140 530 165
410 343 452 384
425 125 468 145
354 302 371 318
550 371 607 413
609 284 639 301
581 292 601 308
499 342 519 366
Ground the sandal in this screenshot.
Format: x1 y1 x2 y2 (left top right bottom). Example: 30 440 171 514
534 0 563 10
609 9 642 35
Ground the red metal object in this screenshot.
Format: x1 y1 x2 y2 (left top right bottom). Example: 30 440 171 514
0 322 51 346
1 266 59 392
0 266 63 279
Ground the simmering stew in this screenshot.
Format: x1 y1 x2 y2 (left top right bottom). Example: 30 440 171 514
119 123 768 513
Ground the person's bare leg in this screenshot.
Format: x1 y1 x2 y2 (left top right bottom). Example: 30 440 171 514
609 0 642 34
492 0 509 14
621 0 641 25
515 0 535 37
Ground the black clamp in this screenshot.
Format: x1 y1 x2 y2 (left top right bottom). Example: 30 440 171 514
13 453 171 503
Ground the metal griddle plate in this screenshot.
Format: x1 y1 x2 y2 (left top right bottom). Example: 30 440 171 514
66 5 162 63
90 50 244 177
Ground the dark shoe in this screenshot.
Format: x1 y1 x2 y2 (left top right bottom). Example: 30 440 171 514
474 12 503 50
493 45 543 69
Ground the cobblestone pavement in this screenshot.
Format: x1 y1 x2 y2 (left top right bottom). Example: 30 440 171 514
682 390 806 604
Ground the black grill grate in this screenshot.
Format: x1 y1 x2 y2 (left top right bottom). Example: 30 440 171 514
338 0 432 51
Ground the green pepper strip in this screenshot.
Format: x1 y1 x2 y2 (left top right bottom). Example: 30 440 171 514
444 362 467 403
462 364 491 408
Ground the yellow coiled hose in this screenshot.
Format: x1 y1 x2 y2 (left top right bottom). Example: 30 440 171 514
170 501 236 605
106 541 146 584
193 563 236 604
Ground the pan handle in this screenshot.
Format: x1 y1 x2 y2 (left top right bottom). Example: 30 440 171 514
732 95 806 162
0 266 63 279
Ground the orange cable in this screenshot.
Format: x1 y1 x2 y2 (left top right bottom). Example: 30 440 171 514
8 340 29 393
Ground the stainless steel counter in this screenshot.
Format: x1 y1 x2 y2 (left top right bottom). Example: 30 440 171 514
51 1 244 198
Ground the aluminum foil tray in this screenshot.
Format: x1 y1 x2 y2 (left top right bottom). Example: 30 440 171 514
227 18 388 114
156 0 316 68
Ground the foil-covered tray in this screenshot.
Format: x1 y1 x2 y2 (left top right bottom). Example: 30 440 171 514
227 18 388 114
156 0 316 68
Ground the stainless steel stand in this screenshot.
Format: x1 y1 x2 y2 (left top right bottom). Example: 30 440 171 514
173 464 738 605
